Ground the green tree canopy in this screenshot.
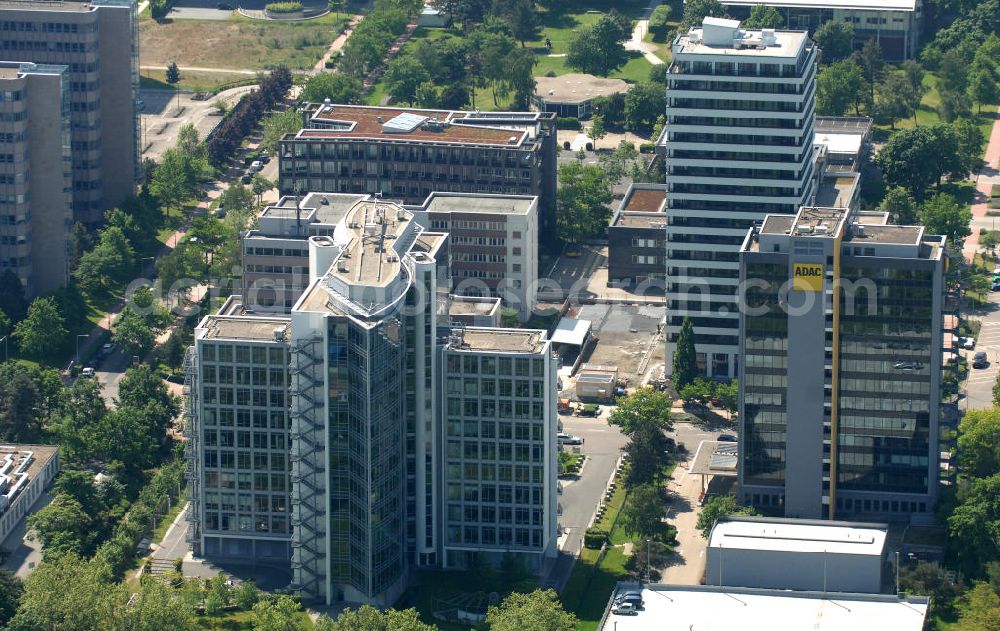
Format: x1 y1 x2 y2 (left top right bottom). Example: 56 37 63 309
949 473 1000 577
620 483 666 540
918 192 972 243
854 38 886 102
27 494 94 559
625 421 671 487
566 15 629 77
250 595 305 631
384 55 432 105
696 495 758 539
817 59 866 116
317 605 438 630
74 225 136 296
814 20 854 63
555 162 613 243
301 72 363 104
880 186 919 225
609 388 673 435
875 124 969 198
13 297 67 359
743 4 784 28
958 408 1000 478
261 109 304 153
113 307 156 360
624 82 667 132
672 316 697 390
485 589 577 631
648 4 673 40
681 0 726 28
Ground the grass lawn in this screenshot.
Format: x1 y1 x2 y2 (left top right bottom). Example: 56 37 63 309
141 68 255 93
876 72 996 144
195 609 312 630
139 13 349 73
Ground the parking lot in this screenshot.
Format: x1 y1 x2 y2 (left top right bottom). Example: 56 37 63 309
566 303 665 386
140 85 253 159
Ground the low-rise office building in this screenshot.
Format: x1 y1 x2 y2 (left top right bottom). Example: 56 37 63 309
706 516 887 593
279 104 557 242
0 62 73 297
0 445 60 550
739 206 945 520
608 184 666 289
532 73 630 120
718 0 923 60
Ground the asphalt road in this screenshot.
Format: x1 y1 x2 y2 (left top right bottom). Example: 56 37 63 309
965 298 1000 410
94 347 133 405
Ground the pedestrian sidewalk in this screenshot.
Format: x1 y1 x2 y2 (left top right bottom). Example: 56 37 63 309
964 105 1000 263
624 0 666 65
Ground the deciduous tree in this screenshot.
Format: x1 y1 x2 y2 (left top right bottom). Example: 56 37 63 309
566 15 629 77
609 388 673 435
958 408 1000 477
624 82 667 132
681 0 726 28
316 605 438 630
880 186 919 225
743 4 784 28
625 421 671 486
918 192 971 243
696 495 757 539
817 59 866 116
620 483 666 540
672 316 697 389
301 72 362 104
261 109 303 153
555 162 613 243
813 20 854 62
384 55 432 105
13 297 67 359
485 589 577 631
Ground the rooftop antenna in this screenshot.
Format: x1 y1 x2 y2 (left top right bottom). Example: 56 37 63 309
293 183 302 237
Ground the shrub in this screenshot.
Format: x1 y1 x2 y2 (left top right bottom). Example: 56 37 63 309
584 528 609 549
562 140 571 150
585 142 594 151
544 69 557 77
266 1 302 12
557 117 582 130
639 142 657 153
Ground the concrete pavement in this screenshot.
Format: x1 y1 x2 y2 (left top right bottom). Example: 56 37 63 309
964 106 1000 262
964 301 1000 409
1 490 51 579
624 0 666 66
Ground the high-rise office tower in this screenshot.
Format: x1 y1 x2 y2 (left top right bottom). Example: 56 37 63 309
0 61 72 297
0 0 139 225
187 195 558 607
662 17 818 378
738 206 945 520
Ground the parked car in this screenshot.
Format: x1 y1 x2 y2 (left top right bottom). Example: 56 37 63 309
615 591 644 607
992 279 1000 291
992 266 1000 276
249 160 263 173
260 150 270 163
962 337 976 350
99 342 114 357
717 434 737 442
557 433 584 445
81 367 96 378
241 172 253 184
612 602 639 616
974 351 989 369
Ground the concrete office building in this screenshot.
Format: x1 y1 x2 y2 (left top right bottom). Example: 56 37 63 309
661 17 819 379
279 104 557 242
706 516 887 593
718 0 923 61
0 444 59 549
0 62 72 297
0 0 139 225
413 192 538 320
188 195 558 607
738 206 945 520
242 191 539 320
532 73 631 120
440 328 558 571
607 184 667 288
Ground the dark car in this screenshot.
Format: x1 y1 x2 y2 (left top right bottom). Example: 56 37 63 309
241 172 253 184
718 434 737 442
974 351 989 369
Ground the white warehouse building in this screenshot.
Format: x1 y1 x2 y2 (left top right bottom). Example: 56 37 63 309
706 516 887 594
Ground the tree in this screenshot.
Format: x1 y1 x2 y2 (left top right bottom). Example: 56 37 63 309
301 72 362 104
952 117 986 175
817 58 866 116
743 4 784 29
234 581 261 611
499 307 519 327
491 0 539 46
681 0 725 28
875 73 919 128
919 192 971 243
899 562 962 614
150 148 193 215
118 365 178 419
949 473 1000 576
218 181 255 217
880 186 919 224
261 109 303 153
0 569 21 628
854 39 886 103
957 582 1000 631
696 495 758 539
813 20 854 63
125 577 198 631
317 605 438 630
384 55 431 105
586 115 606 145
620 484 666 540
113 307 156 360
679 378 714 416
0 310 9 338
647 4 673 41
875 125 956 198
968 65 999 113
715 379 738 417
958 408 1000 477
13 297 67 359
901 60 929 125
672 316 697 389
566 15 629 77
0 372 41 442
250 595 305 631
609 389 673 435
598 140 639 183
166 61 180 85
54 470 104 518
625 421 671 486
485 589 577 631
938 50 972 121
623 82 666 133
555 162 613 243
27 494 93 558
74 225 136 295
252 174 275 206
6 555 124 630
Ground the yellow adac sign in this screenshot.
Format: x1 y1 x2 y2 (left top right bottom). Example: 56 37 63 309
792 263 824 292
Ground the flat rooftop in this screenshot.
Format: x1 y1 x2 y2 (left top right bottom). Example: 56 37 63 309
447 328 546 353
815 116 873 135
845 224 922 245
688 440 738 477
600 585 928 631
709 516 887 555
674 21 809 58
262 193 366 226
422 193 535 215
0 0 98 12
200 316 290 342
815 173 859 208
299 105 530 147
720 0 916 10
449 298 500 316
333 200 412 287
622 187 666 213
613 212 667 229
814 131 863 156
534 73 630 104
